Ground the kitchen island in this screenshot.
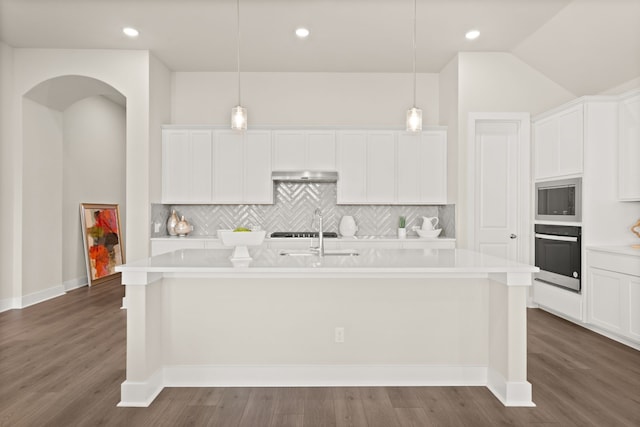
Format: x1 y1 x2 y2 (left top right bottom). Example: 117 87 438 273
117 248 538 408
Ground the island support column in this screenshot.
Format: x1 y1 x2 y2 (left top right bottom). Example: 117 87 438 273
118 272 164 407
487 272 534 407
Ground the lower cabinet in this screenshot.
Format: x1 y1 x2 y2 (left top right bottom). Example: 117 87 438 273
587 249 640 345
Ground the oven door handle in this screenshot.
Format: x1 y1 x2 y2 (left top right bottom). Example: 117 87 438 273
535 233 578 242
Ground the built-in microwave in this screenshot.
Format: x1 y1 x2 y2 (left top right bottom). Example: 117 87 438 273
535 178 582 222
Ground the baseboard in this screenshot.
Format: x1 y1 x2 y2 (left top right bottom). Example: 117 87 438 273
63 276 88 292
0 297 19 313
118 369 164 407
163 364 488 388
486 368 535 407
21 285 65 308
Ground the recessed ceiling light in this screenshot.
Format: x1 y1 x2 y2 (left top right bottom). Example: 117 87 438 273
123 27 139 38
295 28 310 38
465 30 480 40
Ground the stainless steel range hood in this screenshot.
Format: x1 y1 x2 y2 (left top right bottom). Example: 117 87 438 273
271 170 338 183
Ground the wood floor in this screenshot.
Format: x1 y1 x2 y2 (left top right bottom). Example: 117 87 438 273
1 283 639 427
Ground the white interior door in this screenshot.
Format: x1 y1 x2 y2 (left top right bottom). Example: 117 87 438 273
468 114 530 263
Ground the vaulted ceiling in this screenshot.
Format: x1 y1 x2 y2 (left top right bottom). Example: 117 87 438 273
1 0 639 96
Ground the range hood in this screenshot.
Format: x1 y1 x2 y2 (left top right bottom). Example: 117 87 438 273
271 170 338 183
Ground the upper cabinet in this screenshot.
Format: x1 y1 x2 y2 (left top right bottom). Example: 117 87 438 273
162 128 273 204
618 92 640 201
337 129 447 205
163 126 446 206
533 104 584 180
272 130 336 171
397 130 447 204
162 129 213 204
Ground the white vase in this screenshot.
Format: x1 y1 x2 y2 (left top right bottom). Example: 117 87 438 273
398 228 407 239
339 216 358 237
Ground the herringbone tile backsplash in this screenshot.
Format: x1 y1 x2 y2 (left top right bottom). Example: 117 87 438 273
151 183 455 238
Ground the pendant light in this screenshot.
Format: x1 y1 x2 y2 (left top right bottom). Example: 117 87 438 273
231 0 247 131
406 0 422 132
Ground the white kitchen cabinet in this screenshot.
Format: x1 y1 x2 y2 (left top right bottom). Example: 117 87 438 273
533 104 583 180
215 130 273 203
366 131 396 203
397 130 447 204
272 130 335 171
618 92 640 201
337 131 368 204
338 129 447 205
162 127 273 205
587 248 640 345
243 131 273 203
214 130 244 203
162 129 213 203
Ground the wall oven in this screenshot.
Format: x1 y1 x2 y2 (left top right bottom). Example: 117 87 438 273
535 178 582 222
534 224 581 293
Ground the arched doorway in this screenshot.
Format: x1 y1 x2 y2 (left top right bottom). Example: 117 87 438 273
22 75 126 297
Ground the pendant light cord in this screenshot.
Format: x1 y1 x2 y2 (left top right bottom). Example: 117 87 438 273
237 0 241 106
412 0 417 108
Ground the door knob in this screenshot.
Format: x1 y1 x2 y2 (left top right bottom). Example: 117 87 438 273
510 234 517 239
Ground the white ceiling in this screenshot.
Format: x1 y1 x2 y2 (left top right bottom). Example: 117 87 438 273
1 0 639 96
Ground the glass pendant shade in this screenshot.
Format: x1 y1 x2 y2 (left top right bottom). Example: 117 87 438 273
231 106 247 131
406 107 422 132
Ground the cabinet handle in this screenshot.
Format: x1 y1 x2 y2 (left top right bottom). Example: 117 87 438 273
510 234 517 239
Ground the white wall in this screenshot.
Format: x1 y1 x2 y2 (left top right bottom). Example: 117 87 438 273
455 52 576 248
21 98 64 296
0 41 15 307
62 96 126 285
149 55 172 204
172 72 439 127
0 49 151 309
439 56 459 206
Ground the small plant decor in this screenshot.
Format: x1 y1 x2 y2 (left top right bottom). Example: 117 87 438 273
398 216 406 229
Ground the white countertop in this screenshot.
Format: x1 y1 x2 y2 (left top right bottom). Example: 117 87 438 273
118 248 537 279
151 235 456 242
586 245 640 257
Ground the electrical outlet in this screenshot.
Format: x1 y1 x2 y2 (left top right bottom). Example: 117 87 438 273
334 327 345 343
154 222 161 233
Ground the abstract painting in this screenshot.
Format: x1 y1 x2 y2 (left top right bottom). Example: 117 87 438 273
80 203 125 286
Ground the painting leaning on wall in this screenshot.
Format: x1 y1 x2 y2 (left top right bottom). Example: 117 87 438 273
80 203 125 286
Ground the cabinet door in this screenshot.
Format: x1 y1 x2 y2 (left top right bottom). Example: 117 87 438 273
244 131 273 204
337 132 367 204
533 119 557 180
214 130 244 203
190 130 213 202
307 131 336 170
366 132 396 203
533 105 583 180
588 268 625 334
162 130 190 203
629 276 640 341
618 94 640 200
273 131 305 170
397 131 447 204
556 106 583 176
397 132 421 203
420 131 447 203
162 130 213 203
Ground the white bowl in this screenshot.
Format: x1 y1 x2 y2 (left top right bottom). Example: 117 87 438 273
217 229 266 247
416 228 442 239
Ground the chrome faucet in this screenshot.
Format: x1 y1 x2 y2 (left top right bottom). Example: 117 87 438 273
311 208 324 256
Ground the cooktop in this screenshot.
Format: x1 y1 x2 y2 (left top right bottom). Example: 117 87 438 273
270 231 338 238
